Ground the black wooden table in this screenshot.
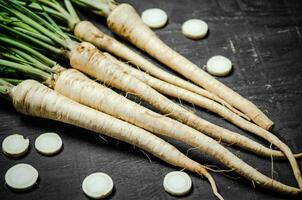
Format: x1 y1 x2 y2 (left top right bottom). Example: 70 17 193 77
1 0 302 199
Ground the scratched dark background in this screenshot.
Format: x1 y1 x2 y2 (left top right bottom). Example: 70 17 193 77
1 0 302 199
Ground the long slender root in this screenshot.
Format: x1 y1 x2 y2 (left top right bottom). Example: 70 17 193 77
54 62 300 194
99 52 302 161
11 79 223 198
106 3 274 130
74 20 250 121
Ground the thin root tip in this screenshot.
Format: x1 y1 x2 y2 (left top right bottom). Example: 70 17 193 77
196 168 224 200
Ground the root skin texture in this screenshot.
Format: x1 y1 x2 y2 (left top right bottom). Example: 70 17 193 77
68 42 301 194
103 53 302 160
11 80 222 198
54 68 284 161
74 21 248 120
106 3 274 130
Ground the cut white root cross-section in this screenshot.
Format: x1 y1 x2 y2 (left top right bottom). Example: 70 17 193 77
163 171 192 196
35 133 62 156
2 134 29 157
182 19 208 39
5 163 38 191
82 172 114 199
141 8 168 29
206 55 233 76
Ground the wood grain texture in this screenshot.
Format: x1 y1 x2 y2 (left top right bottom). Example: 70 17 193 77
1 0 302 199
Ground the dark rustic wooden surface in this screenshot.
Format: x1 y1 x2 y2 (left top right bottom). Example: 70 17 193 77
1 0 302 199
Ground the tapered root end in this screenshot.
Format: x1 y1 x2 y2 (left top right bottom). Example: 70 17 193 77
195 167 224 200
294 153 302 159
252 113 274 131
267 123 274 131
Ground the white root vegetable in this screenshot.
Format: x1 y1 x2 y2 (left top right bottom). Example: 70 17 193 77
182 19 208 40
34 132 63 156
64 43 301 194
103 53 302 159
163 171 192 196
3 1 300 196
106 3 273 130
54 68 300 194
82 172 113 199
68 42 302 189
2 134 29 157
5 163 38 191
206 56 232 77
10 80 222 199
74 21 249 120
141 8 168 29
